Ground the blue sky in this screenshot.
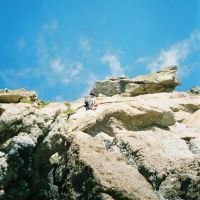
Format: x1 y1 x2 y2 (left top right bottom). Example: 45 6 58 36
0 0 200 101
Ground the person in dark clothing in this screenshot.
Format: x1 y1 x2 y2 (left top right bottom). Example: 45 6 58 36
84 96 97 110
84 97 93 110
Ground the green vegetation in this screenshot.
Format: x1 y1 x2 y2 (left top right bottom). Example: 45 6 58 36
63 108 76 116
64 102 71 108
19 97 50 108
37 100 49 108
20 97 32 103
63 102 76 118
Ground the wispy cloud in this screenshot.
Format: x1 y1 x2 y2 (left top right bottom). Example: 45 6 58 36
79 37 91 52
60 61 83 85
16 37 26 49
1 19 83 89
50 58 83 85
50 58 64 73
69 62 83 77
48 57 83 85
137 31 200 77
42 20 58 34
36 19 59 67
34 20 83 85
80 72 98 97
0 64 43 87
36 36 49 67
102 53 124 76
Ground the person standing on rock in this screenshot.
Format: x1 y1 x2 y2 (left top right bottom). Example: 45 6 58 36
84 95 97 110
84 96 92 110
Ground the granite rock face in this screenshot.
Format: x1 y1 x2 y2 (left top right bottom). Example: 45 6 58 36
0 91 200 200
1 67 200 200
0 89 37 103
90 66 180 97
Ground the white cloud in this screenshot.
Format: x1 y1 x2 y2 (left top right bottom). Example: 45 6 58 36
80 72 98 97
51 58 64 73
137 31 200 75
102 53 124 76
34 20 83 85
49 57 83 85
36 20 58 65
61 77 70 84
42 20 58 34
36 36 49 67
79 37 91 52
69 62 83 77
1 19 85 100
16 37 26 49
60 61 83 84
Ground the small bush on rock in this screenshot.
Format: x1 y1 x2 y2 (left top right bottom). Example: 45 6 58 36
20 97 32 103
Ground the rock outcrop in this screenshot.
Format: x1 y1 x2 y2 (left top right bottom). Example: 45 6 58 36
0 89 37 103
90 66 180 97
1 68 200 200
189 86 200 95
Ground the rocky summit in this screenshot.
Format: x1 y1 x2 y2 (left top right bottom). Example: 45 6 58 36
0 67 200 200
90 66 180 97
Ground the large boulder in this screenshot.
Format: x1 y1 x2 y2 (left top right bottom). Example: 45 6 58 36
0 89 37 103
1 80 200 200
90 66 180 97
188 86 200 94
186 109 200 130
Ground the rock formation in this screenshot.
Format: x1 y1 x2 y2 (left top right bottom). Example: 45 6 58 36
189 86 200 95
0 89 37 103
90 66 180 97
0 67 200 200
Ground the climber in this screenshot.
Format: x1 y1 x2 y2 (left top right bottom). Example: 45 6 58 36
84 96 92 110
84 95 97 110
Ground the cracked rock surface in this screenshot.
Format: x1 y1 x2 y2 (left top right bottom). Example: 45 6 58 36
0 91 200 200
90 66 180 97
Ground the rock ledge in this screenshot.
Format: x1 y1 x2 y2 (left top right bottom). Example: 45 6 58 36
90 66 180 97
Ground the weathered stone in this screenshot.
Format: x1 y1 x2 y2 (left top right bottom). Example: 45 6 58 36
0 89 37 103
0 107 5 115
65 131 159 200
90 66 180 97
188 86 200 94
186 109 200 130
1 84 200 199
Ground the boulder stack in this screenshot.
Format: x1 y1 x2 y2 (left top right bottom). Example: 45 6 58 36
1 91 200 199
188 86 200 95
1 68 200 199
0 89 37 103
90 66 180 97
